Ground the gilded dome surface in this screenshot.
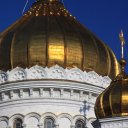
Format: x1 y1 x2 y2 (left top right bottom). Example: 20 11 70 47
95 59 128 119
0 0 120 79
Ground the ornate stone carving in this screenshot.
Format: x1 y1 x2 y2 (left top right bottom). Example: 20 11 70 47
67 68 84 81
0 71 7 84
86 71 100 85
0 65 111 88
102 76 112 88
47 65 66 79
27 65 47 79
8 67 26 81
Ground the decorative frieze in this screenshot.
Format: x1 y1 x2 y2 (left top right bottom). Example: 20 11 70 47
0 86 97 104
0 65 111 88
0 71 8 83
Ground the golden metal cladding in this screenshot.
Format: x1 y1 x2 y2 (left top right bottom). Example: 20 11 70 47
95 32 127 119
0 0 120 79
95 67 128 119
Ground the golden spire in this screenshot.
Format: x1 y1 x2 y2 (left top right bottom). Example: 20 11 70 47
119 30 126 72
119 30 125 59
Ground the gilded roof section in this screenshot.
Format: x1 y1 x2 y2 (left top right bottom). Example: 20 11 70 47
95 58 128 118
0 0 120 79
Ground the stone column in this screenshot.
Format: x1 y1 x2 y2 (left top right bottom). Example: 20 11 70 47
80 91 83 100
10 90 14 99
30 88 33 97
50 88 54 97
20 89 23 98
40 88 44 97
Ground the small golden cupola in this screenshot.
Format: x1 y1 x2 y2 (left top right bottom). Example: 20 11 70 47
95 31 128 118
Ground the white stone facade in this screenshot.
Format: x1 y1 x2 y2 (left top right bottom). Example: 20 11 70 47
97 117 128 128
0 65 110 128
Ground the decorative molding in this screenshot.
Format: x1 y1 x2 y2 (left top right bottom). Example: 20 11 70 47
41 112 57 124
57 113 73 123
8 67 27 81
0 116 9 123
73 115 84 124
0 112 94 128
47 65 66 79
9 114 24 127
0 65 111 88
24 112 40 122
0 86 97 104
0 71 8 83
27 66 47 79
0 116 9 128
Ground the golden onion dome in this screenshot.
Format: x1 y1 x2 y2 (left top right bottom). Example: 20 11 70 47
95 31 127 119
0 0 120 79
95 58 128 118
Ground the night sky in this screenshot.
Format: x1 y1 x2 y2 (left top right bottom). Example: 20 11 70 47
0 0 128 72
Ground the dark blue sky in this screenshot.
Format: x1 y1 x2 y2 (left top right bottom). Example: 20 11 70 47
0 0 128 72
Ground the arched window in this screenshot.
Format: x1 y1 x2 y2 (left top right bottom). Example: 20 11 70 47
44 118 54 128
13 119 23 128
75 120 84 128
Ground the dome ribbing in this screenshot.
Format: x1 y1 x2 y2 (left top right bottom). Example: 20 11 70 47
0 0 120 79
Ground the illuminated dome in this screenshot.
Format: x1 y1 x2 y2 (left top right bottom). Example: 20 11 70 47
95 58 128 119
0 0 120 78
